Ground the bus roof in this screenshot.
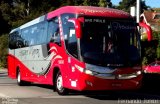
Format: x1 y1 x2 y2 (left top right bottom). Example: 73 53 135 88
10 15 45 34
10 6 132 33
47 6 131 20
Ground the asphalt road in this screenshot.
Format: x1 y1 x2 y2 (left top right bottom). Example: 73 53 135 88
0 69 160 104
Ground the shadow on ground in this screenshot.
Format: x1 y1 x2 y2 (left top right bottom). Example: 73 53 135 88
26 73 160 100
2 70 159 100
84 73 160 100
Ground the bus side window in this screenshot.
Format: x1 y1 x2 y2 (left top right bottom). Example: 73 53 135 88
53 28 61 45
68 27 78 58
9 31 24 49
61 13 78 58
48 17 61 46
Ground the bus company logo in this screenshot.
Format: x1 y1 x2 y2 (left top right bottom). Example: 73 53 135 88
47 46 62 61
112 22 135 30
19 48 40 58
49 46 58 53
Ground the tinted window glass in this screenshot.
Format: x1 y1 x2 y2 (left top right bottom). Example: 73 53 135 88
21 21 48 46
80 17 140 67
61 13 78 58
68 28 78 58
61 14 75 42
47 17 61 45
9 31 25 49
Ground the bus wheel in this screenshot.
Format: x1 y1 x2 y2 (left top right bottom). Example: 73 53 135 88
17 70 27 86
55 72 68 95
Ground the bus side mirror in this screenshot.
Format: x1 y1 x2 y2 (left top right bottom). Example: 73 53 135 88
139 22 152 41
68 19 82 38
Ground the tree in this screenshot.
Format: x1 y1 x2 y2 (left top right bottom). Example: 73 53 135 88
98 0 112 8
0 1 12 34
117 0 135 12
98 0 107 7
83 0 89 6
83 0 99 6
0 14 10 35
0 0 13 5
106 0 112 8
0 34 8 67
141 0 149 12
117 0 149 13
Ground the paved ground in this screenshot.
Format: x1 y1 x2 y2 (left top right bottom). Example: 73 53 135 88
0 69 160 104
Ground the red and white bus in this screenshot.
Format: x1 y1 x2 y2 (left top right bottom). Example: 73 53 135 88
8 6 147 95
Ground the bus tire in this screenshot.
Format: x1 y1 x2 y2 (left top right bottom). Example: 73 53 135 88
17 70 24 86
55 72 68 95
17 70 30 86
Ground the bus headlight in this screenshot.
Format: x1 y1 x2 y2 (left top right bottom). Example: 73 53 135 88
75 64 84 72
85 64 101 75
85 69 99 75
118 71 142 79
137 70 142 75
85 63 116 74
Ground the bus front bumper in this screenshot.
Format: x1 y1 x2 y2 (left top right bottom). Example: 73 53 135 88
75 73 143 91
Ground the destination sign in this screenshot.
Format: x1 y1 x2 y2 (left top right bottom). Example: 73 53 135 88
85 18 106 23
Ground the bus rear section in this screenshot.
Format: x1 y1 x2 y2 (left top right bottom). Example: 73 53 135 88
8 6 147 95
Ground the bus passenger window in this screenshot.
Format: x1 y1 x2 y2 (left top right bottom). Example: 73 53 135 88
61 13 77 58
30 38 35 45
47 17 61 46
9 31 25 49
53 29 61 46
68 28 78 58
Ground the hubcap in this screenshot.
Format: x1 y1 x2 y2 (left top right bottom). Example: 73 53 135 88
57 75 63 91
17 72 21 83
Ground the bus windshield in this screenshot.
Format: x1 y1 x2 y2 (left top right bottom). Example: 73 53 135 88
80 17 141 67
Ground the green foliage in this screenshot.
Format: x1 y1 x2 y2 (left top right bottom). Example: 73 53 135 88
83 0 112 7
0 0 153 68
141 33 148 41
155 31 160 59
83 0 90 6
82 0 98 6
106 0 112 8
0 34 8 68
0 0 63 67
0 2 11 34
157 47 160 59
117 0 149 13
142 43 157 65
142 57 148 66
142 31 160 65
98 0 107 7
153 8 160 12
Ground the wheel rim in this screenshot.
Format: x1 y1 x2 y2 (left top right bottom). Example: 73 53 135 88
17 72 21 83
56 75 63 91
